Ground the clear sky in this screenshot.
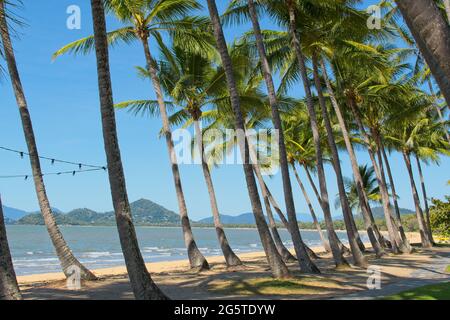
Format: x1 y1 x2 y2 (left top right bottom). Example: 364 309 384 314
0 0 448 220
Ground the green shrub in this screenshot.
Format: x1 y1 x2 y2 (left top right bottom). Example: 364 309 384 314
430 197 450 237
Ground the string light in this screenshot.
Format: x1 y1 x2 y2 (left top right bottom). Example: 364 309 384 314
0 168 107 180
0 146 106 170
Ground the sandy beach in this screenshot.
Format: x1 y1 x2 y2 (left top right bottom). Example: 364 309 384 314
15 232 450 300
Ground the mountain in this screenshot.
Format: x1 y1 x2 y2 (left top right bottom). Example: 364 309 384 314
2 206 29 221
332 206 416 221
17 199 181 226
197 212 313 225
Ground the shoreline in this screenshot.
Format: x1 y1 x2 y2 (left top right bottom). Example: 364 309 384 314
17 232 423 286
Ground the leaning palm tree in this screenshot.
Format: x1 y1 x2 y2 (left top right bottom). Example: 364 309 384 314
0 0 96 280
0 195 21 300
54 0 210 269
206 0 290 278
89 0 167 300
245 0 318 273
394 0 450 105
117 45 242 267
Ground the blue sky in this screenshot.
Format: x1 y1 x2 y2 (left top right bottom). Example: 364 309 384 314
0 0 448 220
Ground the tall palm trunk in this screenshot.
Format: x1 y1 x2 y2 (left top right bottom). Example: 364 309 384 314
287 1 347 268
291 165 331 252
206 0 290 278
318 58 385 256
311 57 368 266
414 154 434 243
247 145 297 263
0 2 96 281
247 0 318 273
194 121 242 267
380 145 411 249
90 0 167 300
395 0 450 105
402 152 433 247
303 165 351 255
347 98 408 253
140 39 208 270
0 196 21 300
428 80 450 143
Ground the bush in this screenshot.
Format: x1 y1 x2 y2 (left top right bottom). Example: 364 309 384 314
430 197 450 238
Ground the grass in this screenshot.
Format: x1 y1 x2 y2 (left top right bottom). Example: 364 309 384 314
446 265 450 273
208 276 343 296
383 282 450 300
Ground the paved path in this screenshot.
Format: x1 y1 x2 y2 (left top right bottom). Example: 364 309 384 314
332 250 450 300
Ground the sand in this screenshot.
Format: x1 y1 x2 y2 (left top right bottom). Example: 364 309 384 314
18 232 450 300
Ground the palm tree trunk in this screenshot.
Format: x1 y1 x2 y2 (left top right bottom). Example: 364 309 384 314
380 145 411 249
347 97 408 253
291 165 331 252
428 79 450 143
287 1 348 268
303 165 351 255
90 0 167 300
0 2 96 281
247 0 319 273
206 0 290 278
313 54 372 266
247 145 297 263
140 38 208 270
402 152 433 248
0 196 21 300
395 0 450 105
414 154 434 243
194 121 242 267
318 58 384 256
311 56 368 265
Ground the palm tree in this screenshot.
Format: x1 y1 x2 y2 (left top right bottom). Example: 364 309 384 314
337 165 382 213
0 0 96 280
394 0 450 105
285 0 367 267
117 46 242 267
245 0 318 273
0 195 21 300
55 0 210 269
206 0 290 278
384 95 449 247
89 0 167 300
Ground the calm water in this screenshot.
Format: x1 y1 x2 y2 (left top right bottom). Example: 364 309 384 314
6 225 365 275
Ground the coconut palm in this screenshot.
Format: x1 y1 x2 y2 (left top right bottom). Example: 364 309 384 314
245 0 318 273
394 0 450 105
116 45 244 267
54 0 210 269
206 0 290 278
89 0 167 299
384 107 449 247
0 195 21 300
0 0 96 280
336 165 383 214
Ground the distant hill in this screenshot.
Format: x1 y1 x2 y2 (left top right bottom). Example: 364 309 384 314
17 199 181 226
2 206 29 221
197 212 313 225
332 206 415 221
371 206 415 218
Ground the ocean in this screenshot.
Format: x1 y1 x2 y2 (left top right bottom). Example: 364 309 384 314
6 225 364 275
